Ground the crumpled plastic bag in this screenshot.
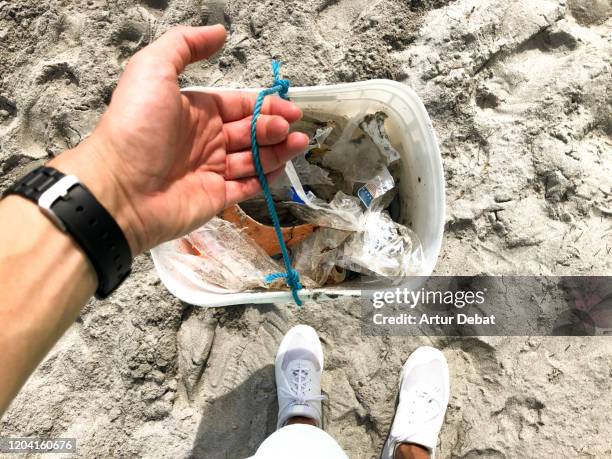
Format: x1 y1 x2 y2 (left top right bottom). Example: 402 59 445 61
359 112 401 164
283 110 424 279
292 228 352 285
308 125 333 152
337 210 424 277
284 156 364 230
269 154 333 202
318 111 400 183
152 218 316 292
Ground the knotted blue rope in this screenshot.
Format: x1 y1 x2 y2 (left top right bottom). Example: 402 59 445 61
251 61 303 306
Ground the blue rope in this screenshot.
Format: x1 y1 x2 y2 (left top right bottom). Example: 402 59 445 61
251 61 302 306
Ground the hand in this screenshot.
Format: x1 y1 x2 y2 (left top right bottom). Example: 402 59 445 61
52 25 308 255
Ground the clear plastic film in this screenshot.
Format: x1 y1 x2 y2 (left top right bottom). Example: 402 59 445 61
336 210 424 277
155 109 424 293
308 125 333 152
319 112 388 183
292 227 351 285
284 110 424 280
152 218 316 292
359 112 401 165
356 166 395 208
285 162 364 231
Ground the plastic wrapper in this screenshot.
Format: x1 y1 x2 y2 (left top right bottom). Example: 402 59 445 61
155 109 424 294
292 228 351 285
285 161 364 230
153 218 316 292
357 166 395 208
359 112 401 165
337 210 424 277
320 113 388 183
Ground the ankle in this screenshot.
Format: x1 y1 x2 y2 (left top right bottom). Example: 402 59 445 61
286 416 318 427
395 443 430 459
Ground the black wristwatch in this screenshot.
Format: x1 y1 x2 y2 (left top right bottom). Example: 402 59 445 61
3 166 132 298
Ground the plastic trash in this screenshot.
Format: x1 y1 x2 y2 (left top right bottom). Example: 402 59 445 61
308 125 334 152
357 166 395 208
337 210 424 277
292 228 351 285
268 155 333 201
291 155 334 186
151 79 445 307
319 112 389 183
152 218 316 293
278 110 423 281
359 112 401 165
285 163 364 231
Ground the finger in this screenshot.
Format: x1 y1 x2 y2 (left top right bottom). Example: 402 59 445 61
225 167 285 206
138 25 227 74
225 132 309 180
207 91 302 123
224 115 291 152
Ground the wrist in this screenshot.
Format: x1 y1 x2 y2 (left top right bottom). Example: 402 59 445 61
49 138 144 256
0 195 98 296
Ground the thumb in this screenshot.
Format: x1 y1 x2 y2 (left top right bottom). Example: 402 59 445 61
142 24 227 74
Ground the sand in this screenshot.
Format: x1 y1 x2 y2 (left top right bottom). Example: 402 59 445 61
1 0 611 457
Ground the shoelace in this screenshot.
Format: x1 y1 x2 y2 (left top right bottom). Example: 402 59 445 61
279 362 326 406
401 383 442 424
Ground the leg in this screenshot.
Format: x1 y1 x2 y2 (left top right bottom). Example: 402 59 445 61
250 325 348 459
395 443 431 459
275 324 325 428
382 346 450 458
286 416 317 426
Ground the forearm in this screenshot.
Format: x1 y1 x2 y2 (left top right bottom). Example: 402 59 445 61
0 141 140 416
0 24 301 417
0 195 96 415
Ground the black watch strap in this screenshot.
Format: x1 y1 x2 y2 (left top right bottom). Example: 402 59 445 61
3 166 132 298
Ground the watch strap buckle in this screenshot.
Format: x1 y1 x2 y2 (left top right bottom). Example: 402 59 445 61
37 175 80 231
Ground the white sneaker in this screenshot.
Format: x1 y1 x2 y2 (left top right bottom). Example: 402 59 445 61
382 346 449 458
275 325 325 430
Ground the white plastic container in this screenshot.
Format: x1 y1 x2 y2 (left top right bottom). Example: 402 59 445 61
151 80 445 306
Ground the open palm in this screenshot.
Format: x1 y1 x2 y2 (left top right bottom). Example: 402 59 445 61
57 26 307 254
